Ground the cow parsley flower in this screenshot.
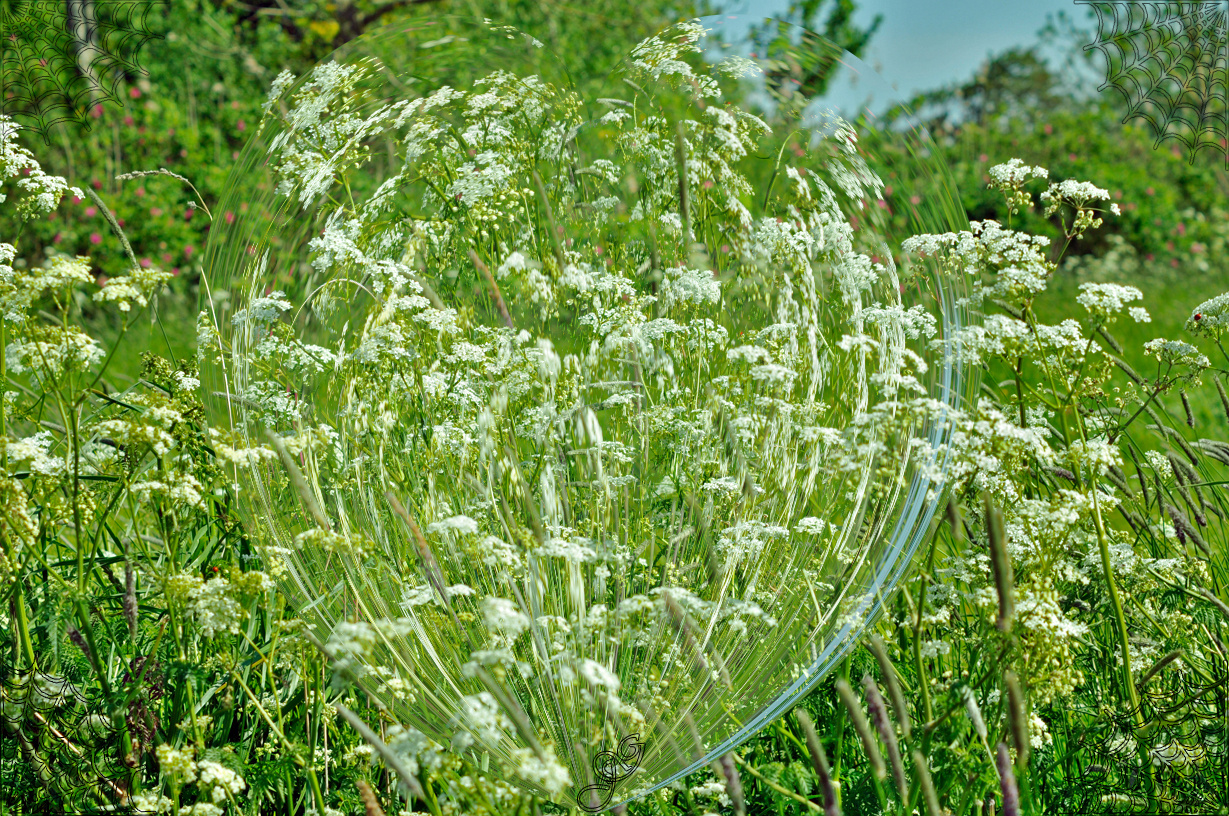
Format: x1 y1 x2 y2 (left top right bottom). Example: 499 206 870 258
1075 282 1142 320
197 760 247 804
0 115 85 219
1186 291 1229 337
262 68 298 118
189 577 243 638
512 745 572 796
1143 338 1209 370
155 743 198 785
5 326 105 382
93 265 173 312
482 597 530 639
232 289 292 327
988 159 1048 188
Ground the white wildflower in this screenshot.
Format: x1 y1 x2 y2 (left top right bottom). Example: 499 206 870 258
1075 282 1142 320
1186 291 1229 336
482 597 530 639
197 760 247 803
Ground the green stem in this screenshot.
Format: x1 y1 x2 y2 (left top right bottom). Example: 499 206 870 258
913 535 939 727
13 582 38 670
1087 447 1142 727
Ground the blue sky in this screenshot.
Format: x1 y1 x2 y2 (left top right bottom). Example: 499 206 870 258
717 0 1103 106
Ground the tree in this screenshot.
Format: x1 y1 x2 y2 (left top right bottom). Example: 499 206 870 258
745 0 885 104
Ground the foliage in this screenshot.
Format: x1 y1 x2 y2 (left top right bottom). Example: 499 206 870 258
2 5 1229 816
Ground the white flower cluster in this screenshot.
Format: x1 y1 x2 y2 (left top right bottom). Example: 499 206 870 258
1186 290 1229 336
230 18 967 796
3 431 65 476
1074 282 1143 321
1143 338 1210 370
1040 178 1110 207
0 115 84 220
987 158 1048 188
197 759 248 804
130 473 208 510
93 265 173 312
189 577 243 638
5 325 104 382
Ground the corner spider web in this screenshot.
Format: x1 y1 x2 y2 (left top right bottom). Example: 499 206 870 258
1078 1 1228 167
1063 656 1229 814
0 0 167 146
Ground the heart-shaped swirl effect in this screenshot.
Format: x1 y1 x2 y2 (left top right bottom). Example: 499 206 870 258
200 13 977 810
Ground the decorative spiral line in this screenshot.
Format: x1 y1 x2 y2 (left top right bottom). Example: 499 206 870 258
577 734 646 812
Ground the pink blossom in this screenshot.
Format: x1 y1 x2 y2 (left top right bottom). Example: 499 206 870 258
184 245 194 258
184 209 193 221
1176 223 1186 236
224 211 235 224
123 115 134 127
910 195 921 205
92 179 102 189
1044 124 1053 135
139 257 151 268
129 87 141 99
135 187 145 198
91 104 103 119
72 195 82 204
89 232 102 244
151 207 163 217
85 206 96 217
161 252 172 263
237 120 246 131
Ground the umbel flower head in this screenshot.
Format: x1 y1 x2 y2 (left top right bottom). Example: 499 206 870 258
199 14 973 808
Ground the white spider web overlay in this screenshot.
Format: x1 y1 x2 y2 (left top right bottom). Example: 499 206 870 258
1078 1 1228 167
0 0 167 146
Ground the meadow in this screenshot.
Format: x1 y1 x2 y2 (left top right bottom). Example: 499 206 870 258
1 3 1227 816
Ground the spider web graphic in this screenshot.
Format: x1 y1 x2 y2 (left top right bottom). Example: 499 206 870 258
0 0 167 146
1059 653 1229 814
1078 1 1228 167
